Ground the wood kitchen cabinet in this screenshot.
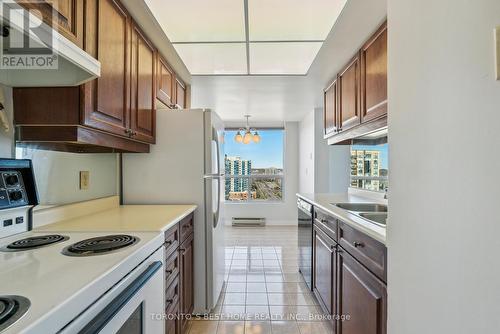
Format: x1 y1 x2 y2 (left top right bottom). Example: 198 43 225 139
324 21 387 143
165 213 194 334
130 22 156 143
17 0 84 48
179 216 194 333
313 225 336 321
338 55 361 132
175 78 187 109
157 56 176 108
13 0 171 152
324 78 339 136
361 22 388 122
337 249 387 334
311 206 387 334
82 0 131 137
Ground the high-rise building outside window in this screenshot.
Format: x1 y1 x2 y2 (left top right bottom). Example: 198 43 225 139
350 143 388 192
224 129 284 202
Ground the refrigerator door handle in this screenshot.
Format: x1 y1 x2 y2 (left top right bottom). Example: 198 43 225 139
203 174 224 179
213 127 221 175
213 177 221 228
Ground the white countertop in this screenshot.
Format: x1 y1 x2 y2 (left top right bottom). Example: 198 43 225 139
35 205 197 233
0 231 163 334
1 204 197 333
297 193 386 244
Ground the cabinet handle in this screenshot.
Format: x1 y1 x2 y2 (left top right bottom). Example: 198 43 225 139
166 298 174 304
179 248 186 253
353 242 364 248
166 269 173 274
165 240 172 246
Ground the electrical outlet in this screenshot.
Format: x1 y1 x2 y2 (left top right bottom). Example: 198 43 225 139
496 26 500 80
79 171 89 190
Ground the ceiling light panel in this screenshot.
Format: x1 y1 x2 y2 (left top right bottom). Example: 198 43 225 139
248 0 347 41
249 42 323 75
173 44 247 75
145 0 245 42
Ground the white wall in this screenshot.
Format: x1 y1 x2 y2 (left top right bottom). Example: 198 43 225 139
0 85 119 205
225 122 299 225
298 108 350 194
0 85 14 158
388 1 500 333
299 110 315 194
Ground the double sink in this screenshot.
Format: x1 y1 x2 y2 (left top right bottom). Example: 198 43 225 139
334 203 387 227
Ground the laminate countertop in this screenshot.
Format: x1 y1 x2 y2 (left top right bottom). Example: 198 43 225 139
35 205 197 233
297 193 386 244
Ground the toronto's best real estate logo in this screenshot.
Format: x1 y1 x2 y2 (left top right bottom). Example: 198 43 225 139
1 0 58 69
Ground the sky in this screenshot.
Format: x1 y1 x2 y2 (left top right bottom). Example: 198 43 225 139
352 143 389 169
224 130 284 169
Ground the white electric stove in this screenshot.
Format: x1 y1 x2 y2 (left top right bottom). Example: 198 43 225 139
0 159 166 334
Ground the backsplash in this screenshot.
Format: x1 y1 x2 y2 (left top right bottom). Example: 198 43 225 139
16 148 118 205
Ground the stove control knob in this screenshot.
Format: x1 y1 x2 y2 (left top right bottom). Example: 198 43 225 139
9 190 23 202
4 175 19 187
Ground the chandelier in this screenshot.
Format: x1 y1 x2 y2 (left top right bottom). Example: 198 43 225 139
234 115 260 144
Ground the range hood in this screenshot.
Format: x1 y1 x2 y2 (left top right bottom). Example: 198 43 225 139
0 1 100 87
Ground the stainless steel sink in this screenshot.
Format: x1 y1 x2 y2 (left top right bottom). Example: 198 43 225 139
359 212 387 226
334 203 387 213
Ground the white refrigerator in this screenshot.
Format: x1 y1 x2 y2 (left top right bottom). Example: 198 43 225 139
122 109 225 314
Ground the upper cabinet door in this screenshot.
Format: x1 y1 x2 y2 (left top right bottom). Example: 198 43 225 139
82 0 130 137
338 55 361 132
130 24 156 144
157 56 175 108
324 78 339 137
18 0 84 47
361 22 388 122
175 78 186 109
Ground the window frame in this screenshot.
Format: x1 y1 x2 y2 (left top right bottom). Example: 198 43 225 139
224 127 285 204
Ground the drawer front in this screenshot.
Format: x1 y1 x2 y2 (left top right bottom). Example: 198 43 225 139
314 208 338 241
338 220 387 282
165 250 180 288
165 301 180 334
165 275 180 312
165 224 180 258
179 213 194 243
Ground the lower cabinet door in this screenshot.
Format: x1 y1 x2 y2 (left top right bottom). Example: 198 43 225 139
313 225 336 320
165 301 180 334
179 233 194 333
337 249 387 334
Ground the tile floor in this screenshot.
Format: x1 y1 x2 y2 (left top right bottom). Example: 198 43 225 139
186 226 333 334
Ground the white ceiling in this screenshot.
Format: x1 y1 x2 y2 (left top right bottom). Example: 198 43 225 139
145 0 347 75
189 0 387 122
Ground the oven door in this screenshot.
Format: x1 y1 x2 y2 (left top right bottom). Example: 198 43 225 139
60 247 165 334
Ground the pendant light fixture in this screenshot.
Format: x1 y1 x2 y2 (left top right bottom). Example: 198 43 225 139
234 115 260 144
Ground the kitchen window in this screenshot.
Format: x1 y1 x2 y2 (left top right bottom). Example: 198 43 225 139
224 128 284 202
350 143 388 192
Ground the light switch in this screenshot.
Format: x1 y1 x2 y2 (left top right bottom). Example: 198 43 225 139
496 26 500 80
79 171 89 190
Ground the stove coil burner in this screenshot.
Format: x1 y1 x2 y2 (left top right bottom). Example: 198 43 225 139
62 235 139 257
5 235 69 251
0 295 30 332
